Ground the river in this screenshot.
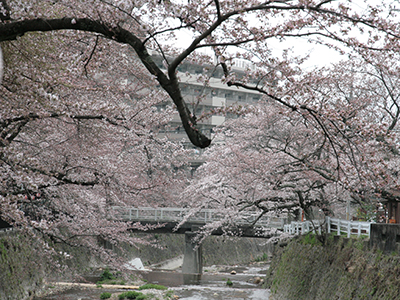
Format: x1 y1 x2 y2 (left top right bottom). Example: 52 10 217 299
34 262 270 300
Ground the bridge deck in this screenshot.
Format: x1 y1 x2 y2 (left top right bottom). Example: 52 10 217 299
111 207 286 231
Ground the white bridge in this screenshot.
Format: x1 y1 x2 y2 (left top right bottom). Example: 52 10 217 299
111 206 288 274
111 206 286 229
110 207 374 274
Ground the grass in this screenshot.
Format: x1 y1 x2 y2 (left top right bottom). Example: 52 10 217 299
96 268 125 285
226 279 233 286
100 292 112 299
117 284 169 299
118 291 147 300
354 239 365 251
255 252 269 262
100 268 114 281
139 283 167 290
301 233 322 246
165 290 174 298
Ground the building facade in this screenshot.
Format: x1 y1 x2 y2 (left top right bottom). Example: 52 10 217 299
151 53 263 152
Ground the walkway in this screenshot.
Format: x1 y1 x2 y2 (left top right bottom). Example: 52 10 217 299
111 206 286 229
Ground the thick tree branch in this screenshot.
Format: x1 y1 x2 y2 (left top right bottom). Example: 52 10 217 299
0 112 132 147
0 17 211 148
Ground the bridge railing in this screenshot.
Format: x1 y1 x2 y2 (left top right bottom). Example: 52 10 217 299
111 207 286 229
111 207 184 222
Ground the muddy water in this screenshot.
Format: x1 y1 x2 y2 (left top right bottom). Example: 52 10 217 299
35 264 270 300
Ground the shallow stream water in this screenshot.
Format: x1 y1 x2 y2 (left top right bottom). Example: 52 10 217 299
34 263 270 300
142 264 270 299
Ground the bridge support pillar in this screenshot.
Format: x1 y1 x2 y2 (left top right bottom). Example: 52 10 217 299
182 232 202 274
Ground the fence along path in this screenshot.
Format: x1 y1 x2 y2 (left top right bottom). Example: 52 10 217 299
284 217 372 238
111 206 286 229
284 219 324 235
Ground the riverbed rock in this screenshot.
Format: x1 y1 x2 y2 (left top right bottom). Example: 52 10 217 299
253 276 262 284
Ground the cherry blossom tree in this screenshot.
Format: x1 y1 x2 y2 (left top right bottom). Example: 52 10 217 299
320 54 400 203
0 22 191 267
1 1 400 148
1 0 400 265
182 55 400 237
181 102 349 236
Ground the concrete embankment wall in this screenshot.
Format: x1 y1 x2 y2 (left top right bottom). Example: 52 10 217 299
265 234 400 300
124 233 273 267
0 230 99 300
0 231 46 300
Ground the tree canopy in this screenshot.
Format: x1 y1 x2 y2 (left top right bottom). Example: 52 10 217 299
1 1 400 147
1 0 400 267
184 56 400 236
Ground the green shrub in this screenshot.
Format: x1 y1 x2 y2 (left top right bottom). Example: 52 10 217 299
255 253 269 262
100 268 115 281
165 290 174 298
139 283 167 290
118 291 146 299
97 268 125 285
100 292 112 299
226 279 233 286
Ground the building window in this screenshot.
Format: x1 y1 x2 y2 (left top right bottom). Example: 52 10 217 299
225 93 233 100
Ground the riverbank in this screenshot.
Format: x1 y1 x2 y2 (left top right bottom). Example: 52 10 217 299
34 282 172 300
0 232 273 299
265 234 400 299
35 262 271 300
0 231 48 300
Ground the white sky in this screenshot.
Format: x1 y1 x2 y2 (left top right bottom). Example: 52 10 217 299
163 0 389 70
172 29 346 71
268 37 346 70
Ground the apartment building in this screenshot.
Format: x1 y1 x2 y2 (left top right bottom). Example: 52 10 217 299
151 54 263 153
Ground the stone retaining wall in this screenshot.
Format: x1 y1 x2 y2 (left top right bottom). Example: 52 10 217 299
265 235 400 300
